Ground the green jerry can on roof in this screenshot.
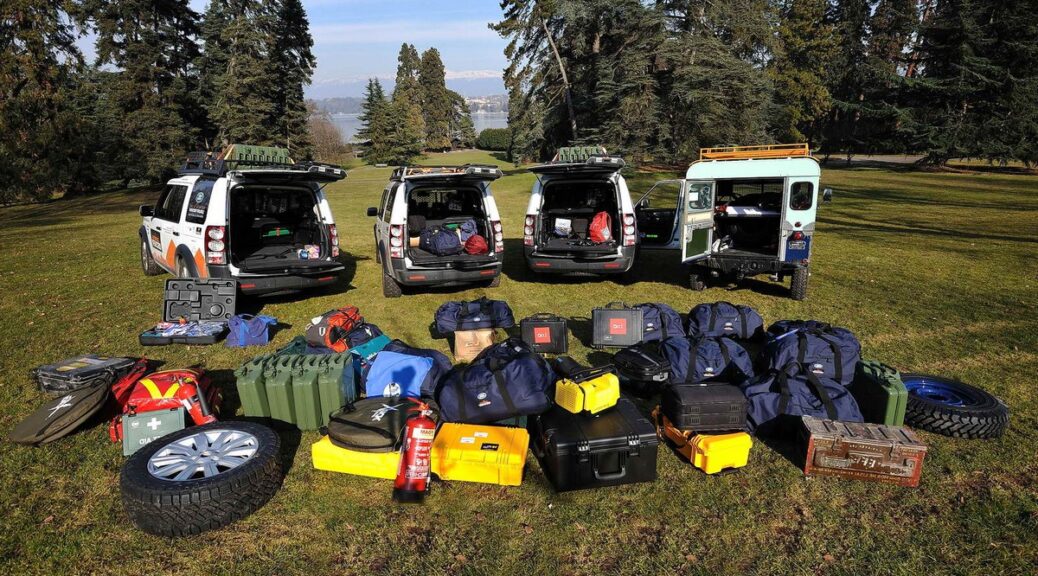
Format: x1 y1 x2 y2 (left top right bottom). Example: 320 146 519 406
849 360 908 427
222 144 292 167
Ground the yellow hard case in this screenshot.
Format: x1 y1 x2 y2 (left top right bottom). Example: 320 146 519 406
653 408 752 474
554 373 620 414
431 423 529 486
311 435 399 479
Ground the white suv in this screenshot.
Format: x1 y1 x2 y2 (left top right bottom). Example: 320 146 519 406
367 164 504 297
138 147 347 295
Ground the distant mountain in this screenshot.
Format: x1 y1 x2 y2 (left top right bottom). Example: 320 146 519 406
313 97 364 115
468 95 508 114
312 94 508 117
307 76 506 100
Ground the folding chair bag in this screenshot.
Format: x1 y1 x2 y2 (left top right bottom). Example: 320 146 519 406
592 302 643 348
9 384 110 446
520 313 568 354
686 302 763 339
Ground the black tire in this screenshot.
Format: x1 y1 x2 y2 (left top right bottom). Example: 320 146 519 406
689 272 706 291
120 421 284 537
382 269 402 298
485 275 501 288
176 257 191 279
791 267 809 301
903 374 1009 439
141 238 162 276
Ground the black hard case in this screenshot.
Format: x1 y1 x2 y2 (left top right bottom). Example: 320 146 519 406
139 279 237 346
661 383 747 433
591 302 643 349
529 397 658 492
32 355 138 395
520 313 569 354
613 344 671 390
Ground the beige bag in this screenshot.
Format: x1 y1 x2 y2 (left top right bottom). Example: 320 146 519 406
453 329 496 363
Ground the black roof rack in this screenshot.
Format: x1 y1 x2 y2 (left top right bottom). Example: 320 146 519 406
178 153 346 181
390 164 503 181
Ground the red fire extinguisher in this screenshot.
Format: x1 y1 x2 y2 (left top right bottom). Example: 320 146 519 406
393 399 436 503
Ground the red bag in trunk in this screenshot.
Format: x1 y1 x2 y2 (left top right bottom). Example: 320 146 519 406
590 211 612 243
464 234 489 255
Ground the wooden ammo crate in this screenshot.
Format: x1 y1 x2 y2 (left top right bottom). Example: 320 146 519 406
800 416 928 487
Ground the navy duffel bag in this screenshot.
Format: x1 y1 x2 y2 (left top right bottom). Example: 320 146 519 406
435 338 554 423
763 321 861 386
743 366 863 435
660 335 754 385
434 297 515 334
634 302 685 342
687 302 763 339
419 227 464 256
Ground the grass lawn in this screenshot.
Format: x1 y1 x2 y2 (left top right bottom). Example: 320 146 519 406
1 150 1035 575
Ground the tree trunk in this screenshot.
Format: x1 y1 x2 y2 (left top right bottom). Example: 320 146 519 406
541 17 578 139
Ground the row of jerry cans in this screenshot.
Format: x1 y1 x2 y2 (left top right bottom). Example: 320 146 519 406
235 354 356 430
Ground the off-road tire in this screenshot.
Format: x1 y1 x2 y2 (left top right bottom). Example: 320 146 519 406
120 421 283 537
176 257 191 279
382 269 402 298
689 273 706 291
141 238 162 276
791 267 809 301
485 275 501 288
903 375 1009 439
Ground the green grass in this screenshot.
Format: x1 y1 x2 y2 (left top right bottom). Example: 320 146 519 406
1 150 1036 575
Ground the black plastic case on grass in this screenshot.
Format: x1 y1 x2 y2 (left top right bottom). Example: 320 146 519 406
661 383 747 433
519 313 568 354
613 344 671 394
529 397 658 492
139 279 237 346
591 302 643 348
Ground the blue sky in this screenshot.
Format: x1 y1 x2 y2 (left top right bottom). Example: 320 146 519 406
77 0 509 98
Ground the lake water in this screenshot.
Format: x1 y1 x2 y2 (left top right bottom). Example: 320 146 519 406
331 111 508 142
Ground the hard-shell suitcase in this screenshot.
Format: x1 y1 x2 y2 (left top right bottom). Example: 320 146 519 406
591 302 643 348
662 383 747 433
850 360 907 426
431 423 529 486
653 408 751 474
520 314 569 354
612 344 671 395
800 416 928 487
32 355 139 395
139 279 237 345
121 407 186 456
529 397 658 492
311 436 399 479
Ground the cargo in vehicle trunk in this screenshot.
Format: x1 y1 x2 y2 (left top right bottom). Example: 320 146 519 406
229 185 336 273
800 416 927 487
405 186 492 266
536 180 620 255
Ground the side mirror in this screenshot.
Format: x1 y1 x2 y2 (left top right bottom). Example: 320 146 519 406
366 207 377 217
636 198 648 210
822 188 833 203
139 205 154 217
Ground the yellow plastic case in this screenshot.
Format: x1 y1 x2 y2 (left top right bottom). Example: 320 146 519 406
311 435 399 480
431 423 529 486
653 408 752 474
554 373 620 414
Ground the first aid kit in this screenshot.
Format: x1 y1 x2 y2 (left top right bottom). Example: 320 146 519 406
121 407 186 456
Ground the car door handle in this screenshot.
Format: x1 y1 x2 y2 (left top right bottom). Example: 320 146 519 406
171 231 179 236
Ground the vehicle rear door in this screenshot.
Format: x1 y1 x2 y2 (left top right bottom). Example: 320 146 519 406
680 180 715 262
779 176 819 262
634 179 683 249
181 178 216 276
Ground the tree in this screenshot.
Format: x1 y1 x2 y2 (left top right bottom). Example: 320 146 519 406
357 78 393 164
270 0 315 159
387 43 425 163
449 90 477 148
198 0 234 147
419 48 452 150
306 101 346 160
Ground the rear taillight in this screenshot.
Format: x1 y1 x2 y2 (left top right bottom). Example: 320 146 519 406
524 215 535 247
390 225 404 259
328 224 340 258
622 213 636 247
205 226 226 265
790 231 804 241
491 220 504 253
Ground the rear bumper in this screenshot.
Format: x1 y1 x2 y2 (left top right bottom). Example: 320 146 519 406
391 260 501 286
696 256 803 276
524 246 635 274
234 267 344 294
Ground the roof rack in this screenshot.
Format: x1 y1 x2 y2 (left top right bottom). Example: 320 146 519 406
391 164 503 181
699 143 811 161
178 146 346 180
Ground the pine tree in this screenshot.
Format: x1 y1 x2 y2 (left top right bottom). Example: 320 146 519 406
449 90 477 148
270 0 315 159
199 0 234 147
387 43 426 163
358 78 393 164
419 48 452 151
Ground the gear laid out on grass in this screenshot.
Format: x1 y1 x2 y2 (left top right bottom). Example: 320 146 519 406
901 374 1009 439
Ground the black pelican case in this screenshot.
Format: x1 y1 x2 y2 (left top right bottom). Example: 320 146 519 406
520 313 569 354
661 383 747 433
591 302 643 349
612 343 671 395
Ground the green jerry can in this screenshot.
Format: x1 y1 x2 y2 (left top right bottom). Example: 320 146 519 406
317 354 353 426
266 355 299 425
292 356 324 431
235 354 273 418
850 360 908 426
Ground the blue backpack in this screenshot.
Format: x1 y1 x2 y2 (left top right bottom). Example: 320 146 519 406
763 321 861 386
687 302 763 339
380 339 452 398
226 315 278 347
435 338 554 423
364 351 433 398
434 297 515 334
742 366 863 435
419 227 464 256
660 335 754 385
634 303 685 342
458 219 478 242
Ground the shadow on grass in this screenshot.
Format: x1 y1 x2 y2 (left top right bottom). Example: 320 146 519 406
236 252 366 314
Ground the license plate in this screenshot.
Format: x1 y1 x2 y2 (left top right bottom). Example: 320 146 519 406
788 241 806 250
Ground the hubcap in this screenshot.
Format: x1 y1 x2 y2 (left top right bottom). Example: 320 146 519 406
903 375 985 408
147 429 259 481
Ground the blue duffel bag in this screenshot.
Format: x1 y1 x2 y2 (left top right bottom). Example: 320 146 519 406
763 321 861 386
660 335 754 385
687 302 763 339
419 226 464 256
435 338 554 423
226 314 278 347
634 303 685 342
363 350 433 398
344 322 384 349
434 297 515 334
743 366 863 435
377 339 452 398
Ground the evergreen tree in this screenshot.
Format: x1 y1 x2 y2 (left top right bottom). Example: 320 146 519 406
449 90 477 148
270 0 315 159
357 78 393 164
199 0 234 147
419 48 452 150
387 43 426 163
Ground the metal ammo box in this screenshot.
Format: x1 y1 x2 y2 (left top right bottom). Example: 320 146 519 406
800 416 928 487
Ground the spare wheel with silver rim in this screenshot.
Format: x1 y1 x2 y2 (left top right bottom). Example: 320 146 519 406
120 421 284 536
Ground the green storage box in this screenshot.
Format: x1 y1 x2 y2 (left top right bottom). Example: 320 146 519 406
292 357 323 431
266 356 299 424
236 354 273 418
850 360 907 426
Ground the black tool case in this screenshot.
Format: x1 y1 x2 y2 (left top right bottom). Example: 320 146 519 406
139 279 237 346
661 383 747 433
529 397 658 492
520 313 569 354
32 355 138 395
613 343 671 394
591 302 643 348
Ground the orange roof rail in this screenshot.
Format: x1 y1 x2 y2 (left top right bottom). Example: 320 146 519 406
699 143 810 160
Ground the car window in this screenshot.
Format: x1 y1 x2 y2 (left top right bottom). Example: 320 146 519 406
640 181 681 210
790 181 814 211
184 179 215 224
157 185 188 222
382 185 397 223
687 182 713 210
